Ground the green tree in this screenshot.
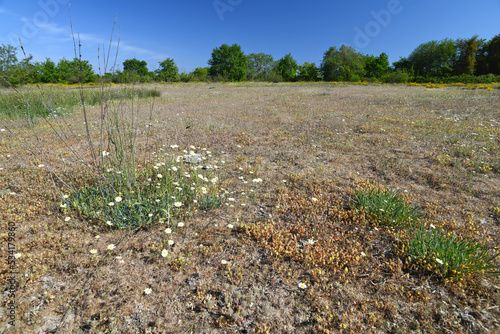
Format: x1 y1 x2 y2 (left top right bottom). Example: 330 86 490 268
454 36 482 75
111 70 126 83
276 53 298 82
156 58 179 81
296 62 321 81
179 72 192 82
246 53 276 80
191 67 209 81
123 58 149 76
8 55 35 85
364 52 389 79
0 44 18 85
321 45 365 81
0 44 18 72
405 39 456 77
476 34 500 75
33 58 60 83
392 57 413 75
208 43 247 81
57 58 94 83
486 34 500 74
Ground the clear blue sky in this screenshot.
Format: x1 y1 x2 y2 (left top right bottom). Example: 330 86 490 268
1 0 499 73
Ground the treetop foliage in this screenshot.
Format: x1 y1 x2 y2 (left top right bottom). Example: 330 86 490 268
156 58 179 82
297 62 322 82
246 53 276 81
321 45 366 82
0 44 18 72
276 53 299 82
208 43 247 82
123 58 149 76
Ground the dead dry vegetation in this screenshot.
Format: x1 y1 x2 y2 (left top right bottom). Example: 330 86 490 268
1 82 499 334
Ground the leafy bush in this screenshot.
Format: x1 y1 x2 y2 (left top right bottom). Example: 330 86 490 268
476 73 500 83
380 70 410 83
191 67 209 82
349 74 361 82
57 58 95 84
296 62 321 82
450 74 476 83
265 70 283 83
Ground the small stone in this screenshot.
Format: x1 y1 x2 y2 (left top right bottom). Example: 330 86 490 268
38 314 62 333
183 154 203 164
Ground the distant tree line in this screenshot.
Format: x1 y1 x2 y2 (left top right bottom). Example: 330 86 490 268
1 34 499 86
392 35 500 83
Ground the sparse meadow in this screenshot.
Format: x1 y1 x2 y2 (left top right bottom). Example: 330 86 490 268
0 81 499 333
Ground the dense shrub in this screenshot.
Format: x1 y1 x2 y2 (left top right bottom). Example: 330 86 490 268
380 70 411 83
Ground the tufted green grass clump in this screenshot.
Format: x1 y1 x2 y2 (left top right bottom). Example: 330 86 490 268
353 186 422 228
404 226 500 280
197 194 223 210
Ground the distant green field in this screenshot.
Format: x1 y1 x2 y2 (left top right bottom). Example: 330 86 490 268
0 85 160 119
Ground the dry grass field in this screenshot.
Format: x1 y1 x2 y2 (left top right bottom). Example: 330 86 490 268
0 82 499 333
